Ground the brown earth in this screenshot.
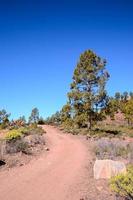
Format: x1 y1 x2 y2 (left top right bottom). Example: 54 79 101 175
0 129 7 139
0 125 114 200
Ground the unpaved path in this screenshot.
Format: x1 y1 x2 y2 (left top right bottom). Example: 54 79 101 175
0 125 89 200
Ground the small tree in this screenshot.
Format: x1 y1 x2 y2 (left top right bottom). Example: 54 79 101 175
52 111 62 125
115 92 121 101
29 108 39 124
123 91 129 102
105 97 120 120
44 112 61 125
123 99 133 126
0 109 10 124
0 109 10 128
68 50 109 129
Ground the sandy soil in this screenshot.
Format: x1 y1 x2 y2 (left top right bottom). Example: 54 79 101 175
0 125 114 200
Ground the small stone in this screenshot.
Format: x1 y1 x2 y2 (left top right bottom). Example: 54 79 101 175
45 147 50 151
0 160 6 166
19 163 24 166
96 186 103 191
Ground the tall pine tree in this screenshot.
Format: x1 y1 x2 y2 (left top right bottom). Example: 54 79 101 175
68 50 109 129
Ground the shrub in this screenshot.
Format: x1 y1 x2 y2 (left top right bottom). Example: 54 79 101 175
0 123 8 130
24 134 45 146
5 130 22 141
38 118 45 125
15 140 30 154
4 126 45 155
30 123 38 129
110 165 133 200
6 139 30 154
21 126 46 136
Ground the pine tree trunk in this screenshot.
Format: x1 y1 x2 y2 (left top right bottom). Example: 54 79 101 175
88 115 92 130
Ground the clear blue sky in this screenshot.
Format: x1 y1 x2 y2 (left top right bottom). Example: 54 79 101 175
0 0 133 119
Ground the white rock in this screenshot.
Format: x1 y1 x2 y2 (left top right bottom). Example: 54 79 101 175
94 159 126 179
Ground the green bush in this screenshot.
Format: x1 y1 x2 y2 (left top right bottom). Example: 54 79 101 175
110 165 133 200
5 130 22 141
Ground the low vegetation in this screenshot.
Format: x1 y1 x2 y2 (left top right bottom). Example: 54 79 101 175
0 126 46 156
91 124 133 138
94 138 133 161
110 165 133 200
5 129 22 141
0 108 46 168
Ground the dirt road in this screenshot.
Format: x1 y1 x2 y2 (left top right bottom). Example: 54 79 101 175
0 125 89 200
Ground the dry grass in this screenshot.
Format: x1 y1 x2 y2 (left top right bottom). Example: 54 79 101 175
94 138 133 162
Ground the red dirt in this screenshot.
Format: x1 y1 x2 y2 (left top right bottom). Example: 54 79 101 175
0 125 114 200
0 125 90 200
0 129 7 139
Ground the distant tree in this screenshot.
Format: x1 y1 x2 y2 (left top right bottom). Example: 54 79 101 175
52 111 62 125
45 117 51 124
0 109 10 128
123 91 129 102
123 99 133 126
115 92 121 101
44 111 62 125
68 50 110 129
105 97 120 120
38 116 45 125
29 108 39 124
129 92 133 99
120 94 124 101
